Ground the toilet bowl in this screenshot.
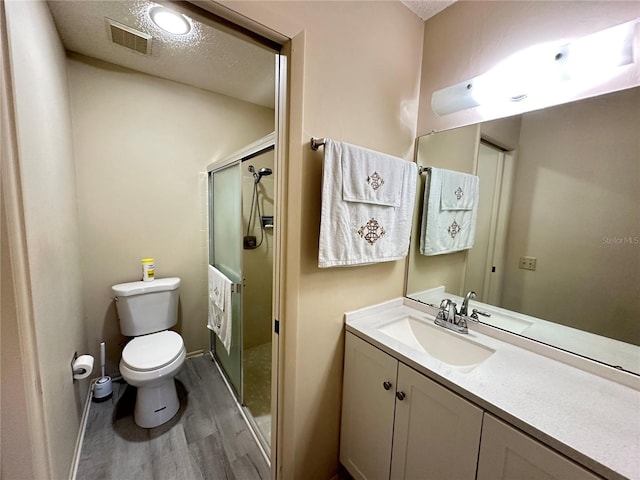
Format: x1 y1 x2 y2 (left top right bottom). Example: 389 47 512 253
112 277 185 429
119 330 186 428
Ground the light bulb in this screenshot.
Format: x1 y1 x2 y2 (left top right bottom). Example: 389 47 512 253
149 6 191 35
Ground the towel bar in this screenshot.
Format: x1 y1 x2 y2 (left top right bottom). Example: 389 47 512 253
310 137 326 150
311 137 431 177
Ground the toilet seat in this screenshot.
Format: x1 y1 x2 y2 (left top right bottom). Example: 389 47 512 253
122 330 184 371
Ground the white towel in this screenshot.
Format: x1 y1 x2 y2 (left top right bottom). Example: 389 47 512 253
420 168 479 256
319 139 417 267
207 265 232 353
440 169 478 211
341 142 403 207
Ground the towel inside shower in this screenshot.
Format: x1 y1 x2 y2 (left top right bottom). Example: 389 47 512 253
208 265 232 353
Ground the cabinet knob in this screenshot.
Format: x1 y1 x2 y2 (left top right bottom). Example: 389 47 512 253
383 381 392 391
396 391 406 401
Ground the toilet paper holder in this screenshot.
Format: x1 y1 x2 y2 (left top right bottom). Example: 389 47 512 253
71 351 82 382
71 351 93 382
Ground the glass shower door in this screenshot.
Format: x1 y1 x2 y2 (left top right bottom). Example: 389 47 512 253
209 163 243 396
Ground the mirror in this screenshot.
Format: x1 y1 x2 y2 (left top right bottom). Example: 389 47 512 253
406 86 639 375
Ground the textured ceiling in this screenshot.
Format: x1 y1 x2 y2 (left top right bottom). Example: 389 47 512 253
401 0 457 20
47 0 276 108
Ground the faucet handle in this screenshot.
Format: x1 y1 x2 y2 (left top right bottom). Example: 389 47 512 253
471 308 491 320
438 298 457 322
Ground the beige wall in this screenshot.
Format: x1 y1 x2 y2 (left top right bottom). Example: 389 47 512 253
242 150 274 350
502 88 640 344
219 2 424 478
417 1 640 135
4 2 88 478
481 116 522 151
67 54 274 368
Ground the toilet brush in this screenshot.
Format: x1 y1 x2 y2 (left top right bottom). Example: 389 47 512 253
93 342 113 402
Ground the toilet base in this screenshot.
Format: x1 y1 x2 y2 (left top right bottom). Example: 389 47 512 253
134 379 180 428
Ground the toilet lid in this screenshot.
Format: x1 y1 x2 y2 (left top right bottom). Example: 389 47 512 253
122 331 184 371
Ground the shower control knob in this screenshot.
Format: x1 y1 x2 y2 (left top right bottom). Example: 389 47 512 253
383 381 392 391
396 391 406 401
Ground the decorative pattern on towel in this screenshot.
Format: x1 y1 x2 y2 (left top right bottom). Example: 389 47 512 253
367 172 384 191
447 220 461 239
319 139 417 267
358 218 386 245
420 167 479 256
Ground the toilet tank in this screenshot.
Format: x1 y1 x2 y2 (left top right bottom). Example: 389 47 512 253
112 277 181 336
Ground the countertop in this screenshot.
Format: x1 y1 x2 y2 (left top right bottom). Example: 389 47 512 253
345 297 640 480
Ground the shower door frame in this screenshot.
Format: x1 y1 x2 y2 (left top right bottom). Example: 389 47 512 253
208 161 244 400
207 132 277 453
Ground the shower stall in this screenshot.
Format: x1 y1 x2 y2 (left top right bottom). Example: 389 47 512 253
207 133 275 454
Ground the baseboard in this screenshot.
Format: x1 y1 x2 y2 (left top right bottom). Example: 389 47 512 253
68 378 96 480
186 349 204 359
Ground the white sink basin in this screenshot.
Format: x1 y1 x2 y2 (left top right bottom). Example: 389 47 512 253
377 315 495 371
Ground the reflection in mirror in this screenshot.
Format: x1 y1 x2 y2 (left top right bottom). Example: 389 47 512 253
407 87 639 374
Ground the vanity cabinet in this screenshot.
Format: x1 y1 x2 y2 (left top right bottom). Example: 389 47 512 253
477 414 602 480
342 332 605 480
340 333 483 480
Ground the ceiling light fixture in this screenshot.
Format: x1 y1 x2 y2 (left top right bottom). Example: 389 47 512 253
432 19 638 116
148 6 191 35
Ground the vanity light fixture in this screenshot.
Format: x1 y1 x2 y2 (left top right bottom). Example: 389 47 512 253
432 19 638 116
148 6 192 35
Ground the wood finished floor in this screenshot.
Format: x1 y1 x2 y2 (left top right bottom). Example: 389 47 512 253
76 355 270 480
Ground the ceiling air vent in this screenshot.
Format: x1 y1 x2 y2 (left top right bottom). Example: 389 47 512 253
106 19 152 55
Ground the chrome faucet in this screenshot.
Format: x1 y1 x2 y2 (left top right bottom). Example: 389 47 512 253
460 291 477 316
434 298 468 334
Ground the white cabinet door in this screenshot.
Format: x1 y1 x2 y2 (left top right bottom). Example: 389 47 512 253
390 363 483 480
477 414 602 480
341 334 398 480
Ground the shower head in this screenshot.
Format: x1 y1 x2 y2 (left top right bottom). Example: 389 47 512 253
257 167 272 179
248 165 272 183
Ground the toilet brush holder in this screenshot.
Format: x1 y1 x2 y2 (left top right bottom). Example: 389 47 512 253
93 376 112 402
93 341 113 402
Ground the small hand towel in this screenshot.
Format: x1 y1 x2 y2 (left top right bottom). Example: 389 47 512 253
207 265 232 353
319 139 417 267
440 169 479 211
420 167 479 256
341 142 404 207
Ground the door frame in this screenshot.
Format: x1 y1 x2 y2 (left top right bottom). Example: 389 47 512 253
190 4 290 476
467 139 516 305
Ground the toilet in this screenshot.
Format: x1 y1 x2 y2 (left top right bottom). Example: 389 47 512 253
112 277 186 428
